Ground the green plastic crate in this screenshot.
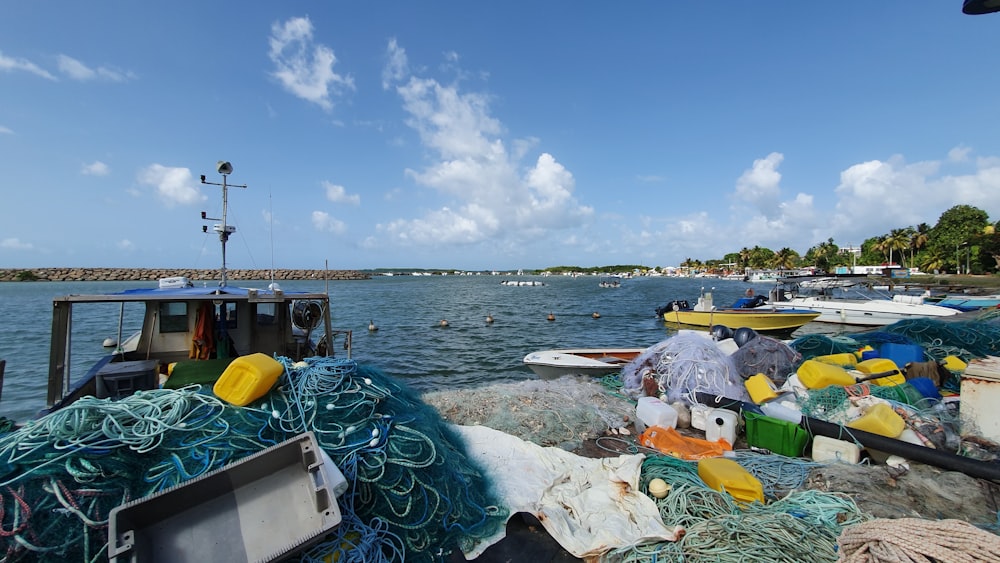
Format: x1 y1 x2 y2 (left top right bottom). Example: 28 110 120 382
743 410 811 457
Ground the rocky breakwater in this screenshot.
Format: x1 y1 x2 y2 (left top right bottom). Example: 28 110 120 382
0 268 370 282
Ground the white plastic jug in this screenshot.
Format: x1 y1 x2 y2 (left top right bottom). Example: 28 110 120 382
635 396 679 433
705 408 738 446
690 404 711 431
760 399 803 424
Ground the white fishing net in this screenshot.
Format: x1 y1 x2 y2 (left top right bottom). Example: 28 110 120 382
621 333 749 404
421 376 634 450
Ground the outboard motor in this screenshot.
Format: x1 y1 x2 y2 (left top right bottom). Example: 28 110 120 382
710 324 734 341
733 327 759 348
656 300 690 317
769 287 787 302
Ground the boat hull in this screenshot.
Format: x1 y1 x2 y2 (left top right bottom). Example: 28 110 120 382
661 308 820 331
772 297 960 326
523 348 642 379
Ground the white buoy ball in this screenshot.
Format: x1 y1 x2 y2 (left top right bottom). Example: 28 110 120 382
648 478 670 499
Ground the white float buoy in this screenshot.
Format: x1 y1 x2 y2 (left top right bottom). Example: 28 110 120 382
547 312 555 322
440 319 449 327
486 313 494 324
592 312 601 319
102 337 117 348
648 478 670 499
368 320 378 332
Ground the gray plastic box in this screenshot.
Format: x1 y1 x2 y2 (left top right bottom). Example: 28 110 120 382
108 431 343 562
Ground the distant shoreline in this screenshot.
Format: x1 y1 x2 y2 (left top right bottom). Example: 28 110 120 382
0 268 370 283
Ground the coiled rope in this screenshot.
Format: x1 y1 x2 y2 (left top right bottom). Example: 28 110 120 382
837 517 1000 562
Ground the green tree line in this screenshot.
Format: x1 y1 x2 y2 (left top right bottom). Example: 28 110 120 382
687 204 1000 275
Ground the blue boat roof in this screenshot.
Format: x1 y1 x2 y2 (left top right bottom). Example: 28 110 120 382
57 284 327 302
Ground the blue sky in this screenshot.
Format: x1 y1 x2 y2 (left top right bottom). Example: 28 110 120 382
2 2 999 271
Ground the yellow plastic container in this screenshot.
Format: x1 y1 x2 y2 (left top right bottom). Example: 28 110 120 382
797 360 856 389
855 358 905 386
213 353 284 406
847 403 905 438
943 355 967 372
813 353 858 368
697 457 764 504
745 374 779 404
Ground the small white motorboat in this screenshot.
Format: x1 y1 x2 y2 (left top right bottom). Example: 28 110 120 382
523 348 643 379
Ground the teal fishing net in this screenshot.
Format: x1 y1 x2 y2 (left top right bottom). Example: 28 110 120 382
608 454 868 563
792 313 1000 364
0 357 506 562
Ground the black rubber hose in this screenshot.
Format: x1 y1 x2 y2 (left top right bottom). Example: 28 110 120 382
694 392 1000 482
802 416 1000 482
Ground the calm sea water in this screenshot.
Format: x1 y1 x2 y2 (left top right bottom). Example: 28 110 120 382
0 275 856 422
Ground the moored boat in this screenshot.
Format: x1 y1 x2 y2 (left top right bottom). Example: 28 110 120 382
656 291 820 332
42 161 351 416
523 348 644 379
769 280 960 326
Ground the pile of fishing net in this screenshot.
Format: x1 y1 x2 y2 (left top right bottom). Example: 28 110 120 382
792 313 1000 364
729 335 802 385
0 357 506 562
621 332 748 403
604 453 870 562
421 376 634 449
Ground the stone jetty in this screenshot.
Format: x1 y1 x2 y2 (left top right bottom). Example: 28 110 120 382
0 268 370 283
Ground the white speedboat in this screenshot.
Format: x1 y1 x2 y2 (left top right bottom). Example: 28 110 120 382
523 348 643 379
770 292 959 326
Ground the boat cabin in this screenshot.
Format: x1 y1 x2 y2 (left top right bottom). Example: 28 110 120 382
45 284 348 414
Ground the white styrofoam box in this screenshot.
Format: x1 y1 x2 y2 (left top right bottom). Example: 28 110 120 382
635 396 678 433
961 356 1000 443
705 408 738 445
811 435 861 464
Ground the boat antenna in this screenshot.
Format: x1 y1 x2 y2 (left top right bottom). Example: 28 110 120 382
200 161 247 288
268 188 276 288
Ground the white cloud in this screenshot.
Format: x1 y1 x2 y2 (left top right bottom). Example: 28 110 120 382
268 16 355 110
734 152 785 219
948 145 972 162
312 211 346 233
377 44 593 249
382 38 408 89
56 54 133 82
322 181 360 205
0 125 12 134
117 239 134 250
1 237 34 250
0 51 56 80
137 164 205 207
82 161 110 176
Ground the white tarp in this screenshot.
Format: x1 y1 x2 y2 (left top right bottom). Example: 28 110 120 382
456 424 683 560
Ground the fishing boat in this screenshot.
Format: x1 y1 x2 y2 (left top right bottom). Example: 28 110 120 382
43 161 352 416
522 348 643 379
768 279 960 326
655 291 820 332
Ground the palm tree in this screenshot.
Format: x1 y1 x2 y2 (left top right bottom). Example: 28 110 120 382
771 247 797 270
910 223 930 266
738 247 752 269
886 228 910 267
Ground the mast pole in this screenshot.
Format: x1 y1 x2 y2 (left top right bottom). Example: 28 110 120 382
200 161 246 288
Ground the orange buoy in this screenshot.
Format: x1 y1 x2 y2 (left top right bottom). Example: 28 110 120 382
547 312 555 321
